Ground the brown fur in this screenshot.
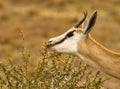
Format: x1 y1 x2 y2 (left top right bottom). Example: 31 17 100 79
77 34 120 79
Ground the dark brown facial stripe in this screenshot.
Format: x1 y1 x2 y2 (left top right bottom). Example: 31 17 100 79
53 36 67 46
66 30 74 38
48 30 75 47
47 36 67 48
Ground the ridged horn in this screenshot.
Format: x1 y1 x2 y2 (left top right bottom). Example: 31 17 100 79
74 10 87 28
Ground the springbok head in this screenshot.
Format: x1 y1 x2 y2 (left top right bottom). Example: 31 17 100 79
46 11 97 54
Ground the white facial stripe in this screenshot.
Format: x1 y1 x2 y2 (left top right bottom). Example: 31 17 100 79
48 28 76 46
53 30 75 45
47 27 86 54
49 32 82 53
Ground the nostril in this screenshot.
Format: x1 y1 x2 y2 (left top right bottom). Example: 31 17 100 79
46 40 53 48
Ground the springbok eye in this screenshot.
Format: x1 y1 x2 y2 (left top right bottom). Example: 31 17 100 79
66 31 74 38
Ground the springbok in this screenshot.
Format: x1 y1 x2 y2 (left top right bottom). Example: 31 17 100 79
46 11 120 79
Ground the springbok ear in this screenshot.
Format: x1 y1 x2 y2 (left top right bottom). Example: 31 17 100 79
83 11 98 35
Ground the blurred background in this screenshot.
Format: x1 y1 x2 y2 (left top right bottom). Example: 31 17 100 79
0 0 119 65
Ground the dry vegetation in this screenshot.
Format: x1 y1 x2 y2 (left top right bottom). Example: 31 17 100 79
0 47 105 89
0 0 119 89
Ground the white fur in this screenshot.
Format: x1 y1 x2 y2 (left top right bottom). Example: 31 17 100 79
48 28 85 55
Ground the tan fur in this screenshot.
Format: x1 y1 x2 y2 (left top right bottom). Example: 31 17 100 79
75 28 83 34
77 34 120 79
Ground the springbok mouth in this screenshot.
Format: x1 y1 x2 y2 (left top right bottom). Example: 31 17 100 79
46 43 53 48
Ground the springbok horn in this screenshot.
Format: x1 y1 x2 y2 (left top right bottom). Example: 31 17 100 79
74 10 88 28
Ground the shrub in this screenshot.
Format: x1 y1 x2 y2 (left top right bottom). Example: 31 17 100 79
0 47 105 89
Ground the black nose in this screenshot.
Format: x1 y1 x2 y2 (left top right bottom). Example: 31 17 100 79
46 40 53 48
